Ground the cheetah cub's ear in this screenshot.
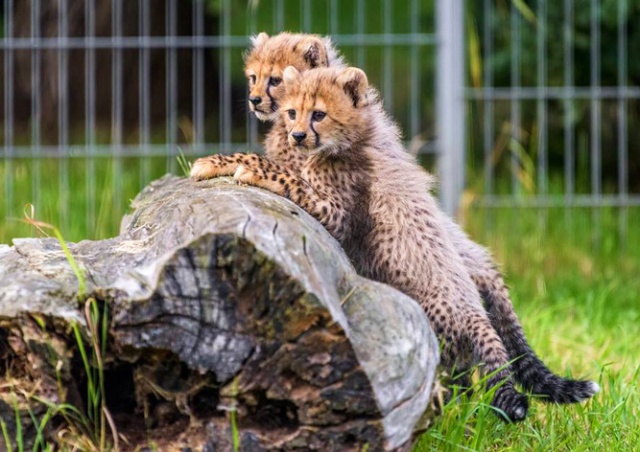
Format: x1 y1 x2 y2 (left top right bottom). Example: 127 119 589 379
336 67 369 108
302 38 329 68
250 32 269 48
283 66 302 87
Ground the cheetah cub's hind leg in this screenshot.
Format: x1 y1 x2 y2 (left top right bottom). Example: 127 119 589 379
482 276 601 404
450 367 474 397
464 309 529 422
446 221 599 404
441 366 475 405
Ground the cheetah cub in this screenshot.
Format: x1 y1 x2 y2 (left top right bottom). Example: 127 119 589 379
190 33 591 408
202 66 599 422
190 32 345 178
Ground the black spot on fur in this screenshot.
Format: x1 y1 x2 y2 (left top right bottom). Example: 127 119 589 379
303 42 323 68
343 79 361 108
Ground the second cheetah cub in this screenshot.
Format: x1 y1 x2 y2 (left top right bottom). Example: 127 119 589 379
190 32 345 179
224 66 599 422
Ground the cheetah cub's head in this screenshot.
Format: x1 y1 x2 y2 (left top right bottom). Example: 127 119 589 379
280 66 371 154
244 32 336 122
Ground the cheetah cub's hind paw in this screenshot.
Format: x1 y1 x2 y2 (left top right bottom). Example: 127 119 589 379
491 386 529 422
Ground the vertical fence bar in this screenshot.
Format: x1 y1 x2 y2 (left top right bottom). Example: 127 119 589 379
329 0 338 34
537 0 547 197
437 0 465 217
590 0 601 199
112 0 123 216
275 0 284 31
590 0 601 242
59 0 69 233
166 0 177 172
86 0 96 234
483 0 494 196
247 3 259 149
382 0 393 111
32 0 42 215
138 0 143 181
3 0 13 222
510 1 521 195
356 0 365 68
194 0 205 154
618 0 628 242
563 0 574 202
141 0 151 186
409 0 419 140
220 0 232 149
302 0 311 32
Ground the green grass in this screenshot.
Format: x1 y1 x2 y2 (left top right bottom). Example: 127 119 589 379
1 159 638 450
417 206 640 451
0 157 172 242
0 212 116 451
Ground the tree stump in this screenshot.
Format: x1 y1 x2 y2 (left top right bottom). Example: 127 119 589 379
0 175 440 451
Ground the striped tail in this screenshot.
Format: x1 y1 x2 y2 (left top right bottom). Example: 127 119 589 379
482 281 599 403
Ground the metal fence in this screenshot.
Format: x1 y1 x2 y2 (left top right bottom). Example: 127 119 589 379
466 0 639 211
0 0 440 241
0 0 637 243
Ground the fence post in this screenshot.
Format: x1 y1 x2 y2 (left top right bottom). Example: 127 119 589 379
436 0 465 217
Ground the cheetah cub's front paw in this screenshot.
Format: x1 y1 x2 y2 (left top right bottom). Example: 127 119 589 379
234 165 284 195
190 157 215 181
233 164 257 185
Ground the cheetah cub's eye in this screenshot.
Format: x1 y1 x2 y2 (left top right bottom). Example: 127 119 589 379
312 111 326 122
287 109 296 120
248 75 256 84
269 76 282 87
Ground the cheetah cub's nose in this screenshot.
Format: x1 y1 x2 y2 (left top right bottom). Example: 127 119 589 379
248 96 262 106
291 132 307 144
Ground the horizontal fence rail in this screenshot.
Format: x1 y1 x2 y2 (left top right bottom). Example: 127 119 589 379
0 33 437 50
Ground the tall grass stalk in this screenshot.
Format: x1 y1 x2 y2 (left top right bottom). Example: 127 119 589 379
3 211 117 451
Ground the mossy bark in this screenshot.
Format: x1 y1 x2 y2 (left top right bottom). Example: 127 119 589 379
0 175 440 451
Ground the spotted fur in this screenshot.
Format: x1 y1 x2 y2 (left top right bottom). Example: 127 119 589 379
206 66 598 422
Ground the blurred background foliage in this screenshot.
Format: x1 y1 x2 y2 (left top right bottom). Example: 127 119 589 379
465 0 640 196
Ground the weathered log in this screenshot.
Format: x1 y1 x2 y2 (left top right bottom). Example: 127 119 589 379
0 175 440 451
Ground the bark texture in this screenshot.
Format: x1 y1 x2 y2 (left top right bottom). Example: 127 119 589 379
0 175 440 451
